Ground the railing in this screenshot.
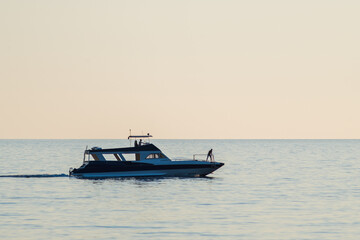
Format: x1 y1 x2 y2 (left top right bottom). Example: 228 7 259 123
193 154 215 162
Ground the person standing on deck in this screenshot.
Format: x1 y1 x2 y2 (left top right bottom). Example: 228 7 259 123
206 149 213 161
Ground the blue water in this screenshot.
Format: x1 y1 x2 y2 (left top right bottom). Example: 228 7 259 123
1 139 359 239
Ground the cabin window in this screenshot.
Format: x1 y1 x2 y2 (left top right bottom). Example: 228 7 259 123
103 154 121 161
146 153 156 159
146 153 166 159
122 153 136 161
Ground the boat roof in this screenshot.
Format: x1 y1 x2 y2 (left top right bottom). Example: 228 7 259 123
87 143 160 154
128 134 152 139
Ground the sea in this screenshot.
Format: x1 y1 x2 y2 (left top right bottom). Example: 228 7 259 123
0 139 359 240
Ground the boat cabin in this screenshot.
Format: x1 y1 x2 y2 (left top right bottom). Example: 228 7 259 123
83 134 170 163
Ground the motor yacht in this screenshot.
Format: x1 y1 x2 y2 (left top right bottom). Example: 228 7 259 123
69 134 224 178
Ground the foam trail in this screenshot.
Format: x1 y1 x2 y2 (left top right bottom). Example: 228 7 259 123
0 173 68 178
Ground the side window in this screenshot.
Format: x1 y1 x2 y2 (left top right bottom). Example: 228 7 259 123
146 153 166 159
103 154 121 161
122 154 136 161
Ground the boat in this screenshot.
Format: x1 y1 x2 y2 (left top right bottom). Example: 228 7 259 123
69 134 224 178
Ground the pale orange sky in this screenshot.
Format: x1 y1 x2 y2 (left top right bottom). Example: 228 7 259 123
0 0 359 139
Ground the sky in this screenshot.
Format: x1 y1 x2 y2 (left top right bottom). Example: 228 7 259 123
0 0 359 139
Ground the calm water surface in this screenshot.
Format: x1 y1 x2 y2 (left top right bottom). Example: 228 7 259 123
0 139 359 239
